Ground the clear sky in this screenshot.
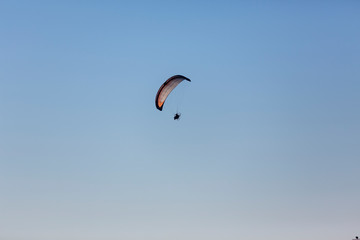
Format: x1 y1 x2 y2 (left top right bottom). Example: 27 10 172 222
1 1 359 240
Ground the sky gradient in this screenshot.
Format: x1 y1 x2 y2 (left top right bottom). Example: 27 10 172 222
1 1 360 240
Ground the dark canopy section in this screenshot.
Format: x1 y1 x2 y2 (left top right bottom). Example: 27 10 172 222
155 75 191 111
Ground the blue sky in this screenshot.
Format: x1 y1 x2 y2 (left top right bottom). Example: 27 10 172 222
1 1 359 240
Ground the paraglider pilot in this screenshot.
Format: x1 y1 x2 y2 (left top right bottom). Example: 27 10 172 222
174 113 181 120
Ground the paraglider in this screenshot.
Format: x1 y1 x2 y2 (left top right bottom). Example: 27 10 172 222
155 75 191 120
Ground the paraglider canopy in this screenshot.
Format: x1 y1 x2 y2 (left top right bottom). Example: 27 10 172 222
155 75 191 111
